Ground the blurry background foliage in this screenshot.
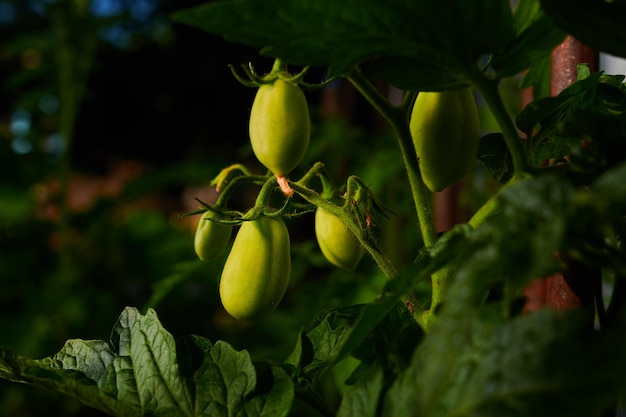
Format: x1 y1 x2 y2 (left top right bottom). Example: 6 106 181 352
0 0 516 416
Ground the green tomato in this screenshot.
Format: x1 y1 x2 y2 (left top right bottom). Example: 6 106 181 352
219 216 291 320
410 88 480 192
249 78 310 177
315 207 364 270
194 210 233 261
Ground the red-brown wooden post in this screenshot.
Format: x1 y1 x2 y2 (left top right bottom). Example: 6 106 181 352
434 182 469 233
523 36 598 314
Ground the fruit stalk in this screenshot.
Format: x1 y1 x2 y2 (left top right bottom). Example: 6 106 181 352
346 68 438 248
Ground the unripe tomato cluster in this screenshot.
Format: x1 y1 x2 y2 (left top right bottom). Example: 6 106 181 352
197 206 364 320
192 72 367 320
192 73 482 320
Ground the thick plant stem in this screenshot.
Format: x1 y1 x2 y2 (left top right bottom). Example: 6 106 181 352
470 74 529 176
345 69 440 328
346 69 438 248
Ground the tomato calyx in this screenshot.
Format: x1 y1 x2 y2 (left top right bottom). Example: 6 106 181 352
229 59 307 88
229 58 336 90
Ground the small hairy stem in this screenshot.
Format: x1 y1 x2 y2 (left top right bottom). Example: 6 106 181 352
290 182 426 318
295 161 326 187
252 176 281 210
345 68 438 248
215 174 269 207
212 163 253 191
272 57 287 73
346 68 442 327
290 183 395 277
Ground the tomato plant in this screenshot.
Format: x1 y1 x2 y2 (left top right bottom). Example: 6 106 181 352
3 1 626 417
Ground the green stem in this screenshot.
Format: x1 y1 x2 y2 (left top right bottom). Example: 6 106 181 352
290 183 396 278
271 58 288 77
469 73 529 175
346 68 441 328
345 68 438 248
215 174 269 207
290 181 426 319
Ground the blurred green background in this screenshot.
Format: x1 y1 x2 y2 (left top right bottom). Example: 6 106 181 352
0 1 426 415
0 1 509 415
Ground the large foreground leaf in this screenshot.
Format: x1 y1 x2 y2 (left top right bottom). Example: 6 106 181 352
541 0 626 59
173 0 566 89
172 0 518 87
384 307 626 417
0 307 294 417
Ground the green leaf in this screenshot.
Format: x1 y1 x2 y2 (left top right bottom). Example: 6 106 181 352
172 0 516 86
348 303 423 379
457 0 515 56
302 306 361 376
109 308 195 416
541 0 626 59
195 346 294 417
304 227 471 378
173 0 445 77
592 161 626 202
293 253 441 381
520 52 552 100
517 72 626 180
476 133 515 183
0 307 294 417
337 362 384 417
512 0 542 34
332 264 425 365
428 175 573 315
283 330 304 373
516 71 606 136
0 342 135 417
570 162 626 274
491 7 566 78
384 307 626 417
511 0 558 98
361 57 469 92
